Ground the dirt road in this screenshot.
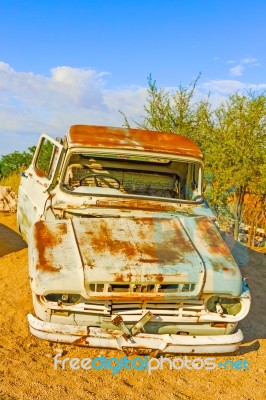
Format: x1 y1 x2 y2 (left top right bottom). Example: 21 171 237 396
0 212 265 400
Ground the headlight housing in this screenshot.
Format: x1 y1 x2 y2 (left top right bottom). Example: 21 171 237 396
206 296 242 316
43 293 81 305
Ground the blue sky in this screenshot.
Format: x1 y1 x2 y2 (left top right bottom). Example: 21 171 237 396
0 0 266 155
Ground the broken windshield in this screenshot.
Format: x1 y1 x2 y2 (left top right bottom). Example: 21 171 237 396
62 153 203 201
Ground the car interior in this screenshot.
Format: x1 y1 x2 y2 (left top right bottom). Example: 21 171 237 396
62 153 202 201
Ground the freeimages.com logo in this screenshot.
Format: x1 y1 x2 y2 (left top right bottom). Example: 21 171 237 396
54 354 250 375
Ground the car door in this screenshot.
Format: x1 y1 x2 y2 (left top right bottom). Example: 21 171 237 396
17 134 64 241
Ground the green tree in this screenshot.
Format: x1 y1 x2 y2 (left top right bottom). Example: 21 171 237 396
0 146 36 178
121 76 266 241
208 92 266 239
120 73 215 169
121 73 209 137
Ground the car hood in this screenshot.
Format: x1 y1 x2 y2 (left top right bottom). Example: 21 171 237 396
29 215 241 299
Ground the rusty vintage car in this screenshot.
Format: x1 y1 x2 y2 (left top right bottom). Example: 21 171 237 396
17 125 251 355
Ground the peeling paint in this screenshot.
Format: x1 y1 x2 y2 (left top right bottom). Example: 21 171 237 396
34 221 62 272
19 125 251 354
67 125 203 159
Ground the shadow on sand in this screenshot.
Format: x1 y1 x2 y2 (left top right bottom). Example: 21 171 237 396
223 233 266 343
0 223 27 256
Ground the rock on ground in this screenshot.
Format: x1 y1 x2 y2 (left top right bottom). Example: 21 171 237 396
0 186 17 212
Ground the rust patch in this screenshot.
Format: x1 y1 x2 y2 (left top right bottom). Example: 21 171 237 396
58 223 67 235
211 262 236 274
134 217 154 226
195 217 232 258
88 292 166 301
122 347 160 356
142 273 165 283
140 230 188 266
210 322 227 328
114 272 165 283
96 198 176 211
73 327 90 336
114 273 125 282
34 167 46 178
139 258 158 263
113 272 135 282
72 336 89 346
126 273 133 281
106 329 123 339
34 221 66 272
156 274 164 283
222 267 230 272
112 315 123 326
86 221 137 260
79 217 195 269
68 125 203 159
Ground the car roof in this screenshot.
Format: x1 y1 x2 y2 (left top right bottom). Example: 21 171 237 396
66 125 203 159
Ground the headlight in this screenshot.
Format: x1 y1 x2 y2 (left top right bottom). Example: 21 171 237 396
43 293 81 305
206 296 242 316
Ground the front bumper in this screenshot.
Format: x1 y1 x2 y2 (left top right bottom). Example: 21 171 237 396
28 313 243 355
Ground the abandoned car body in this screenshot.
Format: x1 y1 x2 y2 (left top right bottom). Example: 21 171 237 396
17 125 251 354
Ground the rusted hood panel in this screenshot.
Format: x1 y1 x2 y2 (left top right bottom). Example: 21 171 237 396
72 218 204 294
178 216 242 296
29 216 241 297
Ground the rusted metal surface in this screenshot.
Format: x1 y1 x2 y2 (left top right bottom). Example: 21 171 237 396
130 311 153 335
73 217 205 298
96 198 179 211
178 216 242 296
34 293 251 323
34 221 64 272
30 216 247 298
18 126 251 354
67 125 203 159
86 293 190 301
29 220 85 296
122 347 160 356
34 167 46 178
28 314 244 354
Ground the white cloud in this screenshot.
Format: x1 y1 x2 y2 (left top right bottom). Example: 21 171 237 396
247 83 266 90
229 57 259 77
229 65 244 77
0 62 148 154
50 66 109 108
104 87 148 118
242 57 259 65
203 79 266 94
203 80 245 93
0 62 266 155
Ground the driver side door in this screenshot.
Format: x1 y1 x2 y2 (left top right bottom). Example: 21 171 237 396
17 134 64 241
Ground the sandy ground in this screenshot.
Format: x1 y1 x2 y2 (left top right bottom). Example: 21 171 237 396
0 212 265 400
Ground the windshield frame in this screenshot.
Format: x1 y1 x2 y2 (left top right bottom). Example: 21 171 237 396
59 148 204 205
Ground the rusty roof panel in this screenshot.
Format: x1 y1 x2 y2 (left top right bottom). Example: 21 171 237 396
67 125 203 159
